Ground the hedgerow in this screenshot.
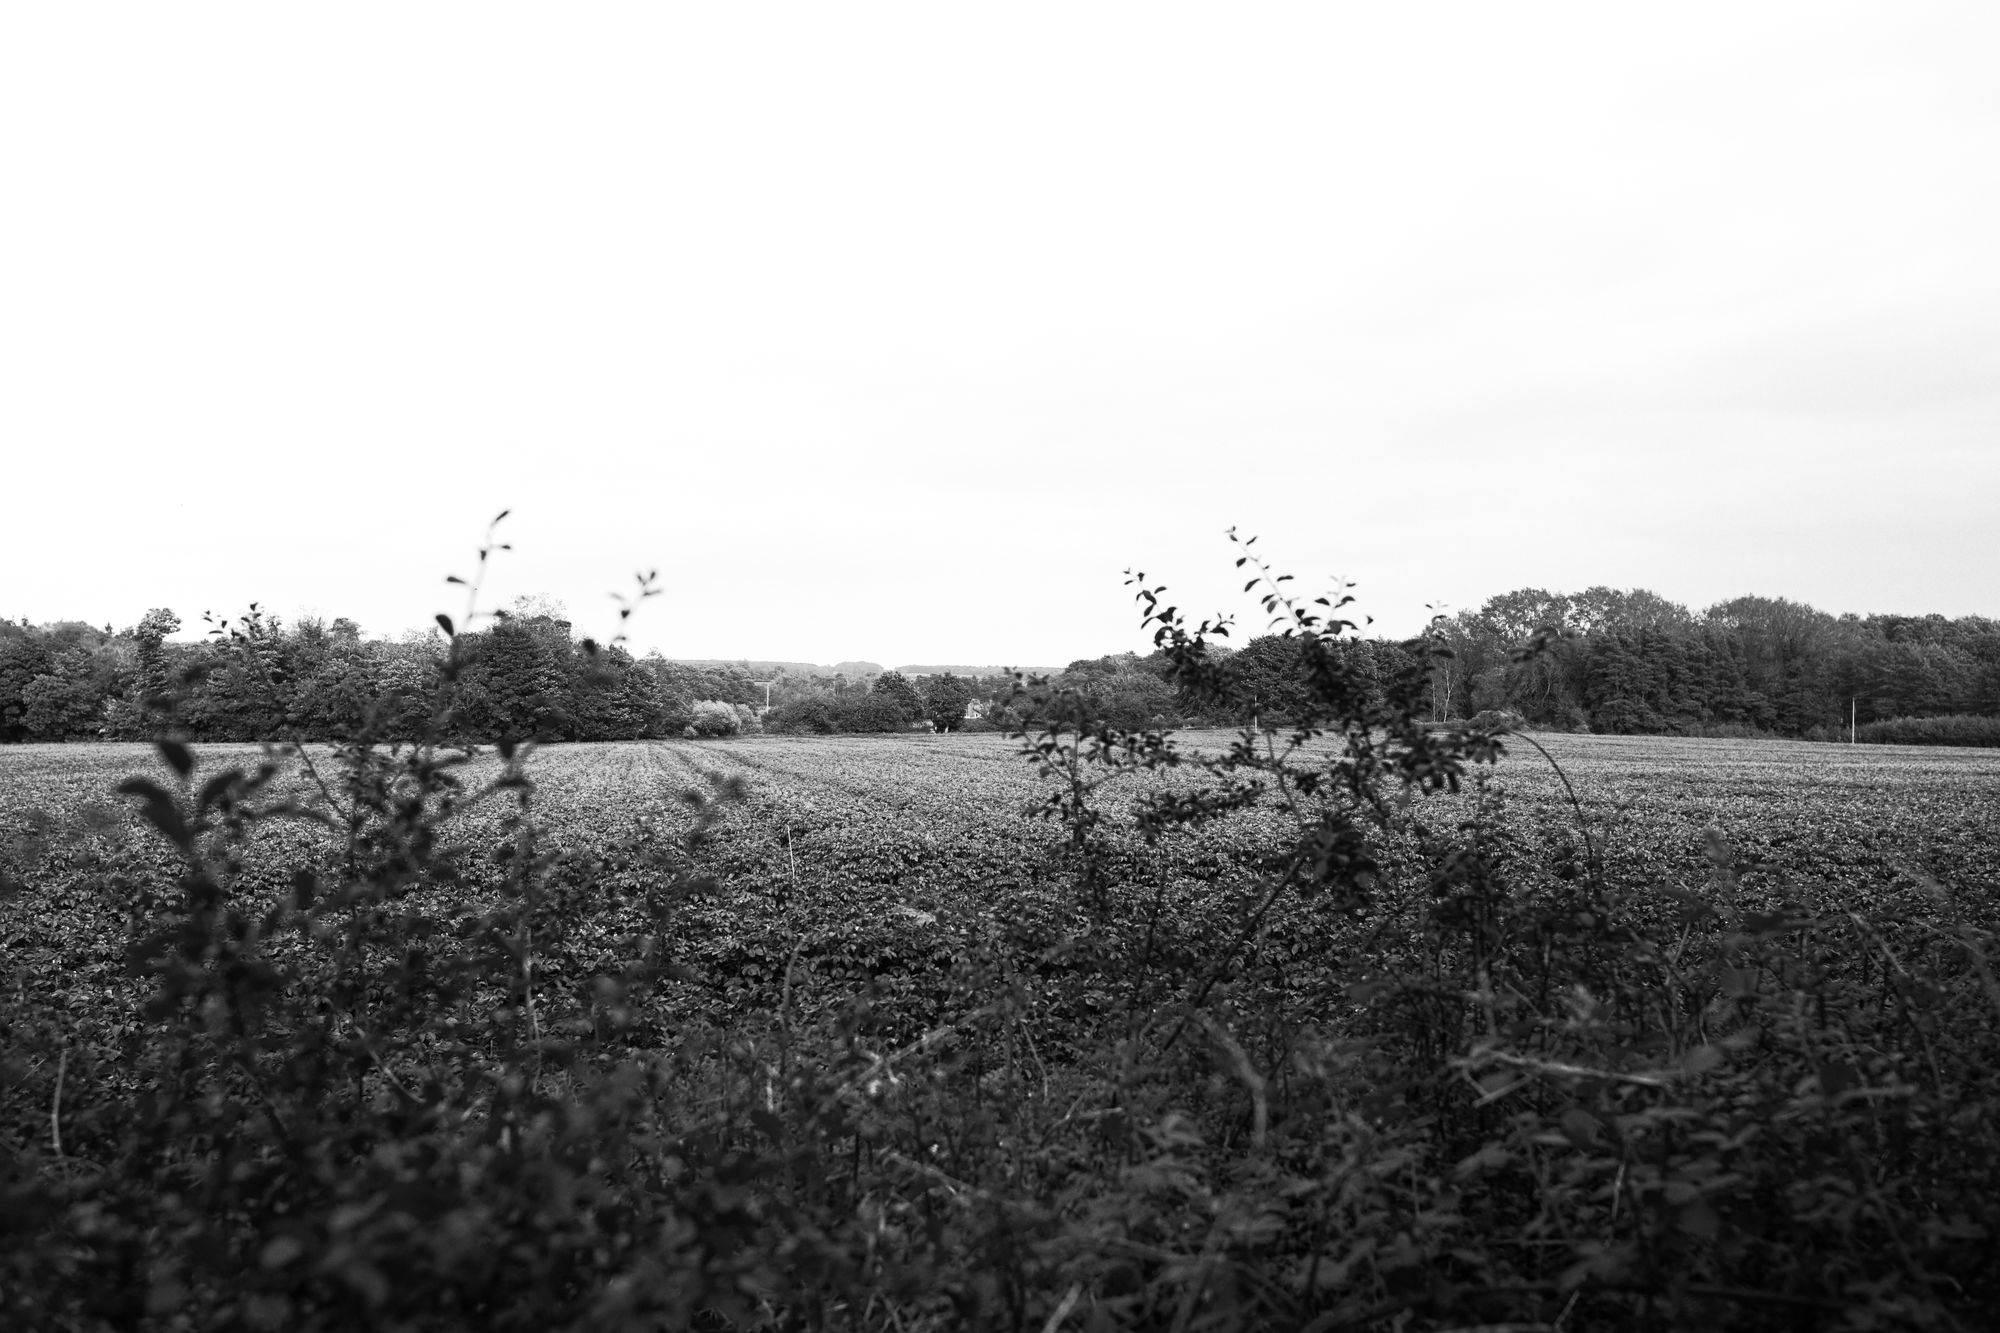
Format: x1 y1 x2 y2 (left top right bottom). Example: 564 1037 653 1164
1854 713 2000 748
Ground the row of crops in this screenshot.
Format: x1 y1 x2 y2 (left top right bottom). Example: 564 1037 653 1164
3 731 1999 1330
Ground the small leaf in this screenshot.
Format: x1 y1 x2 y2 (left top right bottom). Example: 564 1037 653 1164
117 778 191 851
117 776 174 805
156 740 194 778
1682 1044 1725 1076
436 614 455 637
197 767 245 815
1560 1106 1605 1148
1816 1061 1861 1098
260 1235 306 1269
1677 1199 1720 1239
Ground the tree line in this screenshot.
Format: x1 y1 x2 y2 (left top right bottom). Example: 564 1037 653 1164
1007 586 2000 745
1423 586 2000 740
4 584 1997 744
0 599 1023 744
0 605 755 744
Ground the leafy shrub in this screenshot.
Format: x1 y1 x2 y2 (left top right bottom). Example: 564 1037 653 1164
869 669 922 720
833 693 906 732
687 698 741 736
764 695 836 733
1468 706 1524 731
920 673 972 732
1856 713 2000 747
765 694 905 735
1676 719 1776 739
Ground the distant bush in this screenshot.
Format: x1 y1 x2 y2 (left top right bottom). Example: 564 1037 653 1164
1468 707 1524 732
1675 720 1777 739
869 669 923 719
921 672 973 731
764 696 834 734
833 694 906 732
765 693 905 734
687 698 741 736
1855 713 2000 747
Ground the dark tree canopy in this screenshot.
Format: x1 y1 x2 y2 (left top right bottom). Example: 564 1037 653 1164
2 581 1995 743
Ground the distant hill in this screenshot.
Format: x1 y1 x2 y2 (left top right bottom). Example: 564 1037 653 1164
663 659 1063 680
893 664 1064 678
665 659 883 677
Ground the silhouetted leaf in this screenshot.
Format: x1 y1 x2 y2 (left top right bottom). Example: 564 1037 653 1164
196 768 245 816
116 777 190 851
156 739 194 778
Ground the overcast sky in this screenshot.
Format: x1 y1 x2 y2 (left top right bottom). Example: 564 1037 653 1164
3 3 1995 665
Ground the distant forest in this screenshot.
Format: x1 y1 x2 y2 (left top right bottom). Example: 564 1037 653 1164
1422 587 2000 741
2 585 1997 745
0 601 1020 744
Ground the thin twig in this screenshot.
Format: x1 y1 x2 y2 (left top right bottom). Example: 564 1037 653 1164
1478 1048 1672 1089
1040 1284 1083 1333
1198 1013 1268 1149
50 1046 66 1158
881 1149 991 1206
1506 731 1600 887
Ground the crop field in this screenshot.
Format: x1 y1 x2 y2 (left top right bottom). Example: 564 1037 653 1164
8 730 1995 937
4 730 1999 1330
13 728 1997 864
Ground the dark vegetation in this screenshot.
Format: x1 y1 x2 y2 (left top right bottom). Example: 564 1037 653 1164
762 670 983 736
0 601 731 745
0 609 1008 743
7 581 1997 748
3 529 1999 1330
1423 587 2000 741
1853 714 2000 748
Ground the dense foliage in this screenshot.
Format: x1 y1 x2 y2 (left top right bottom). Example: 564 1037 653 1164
763 671 992 736
0 604 782 746
1854 713 2000 748
10 583 1996 747
1420 587 2000 739
3 540 1997 1329
763 693 907 735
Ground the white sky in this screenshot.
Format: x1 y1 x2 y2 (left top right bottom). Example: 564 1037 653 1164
4 3 1996 665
